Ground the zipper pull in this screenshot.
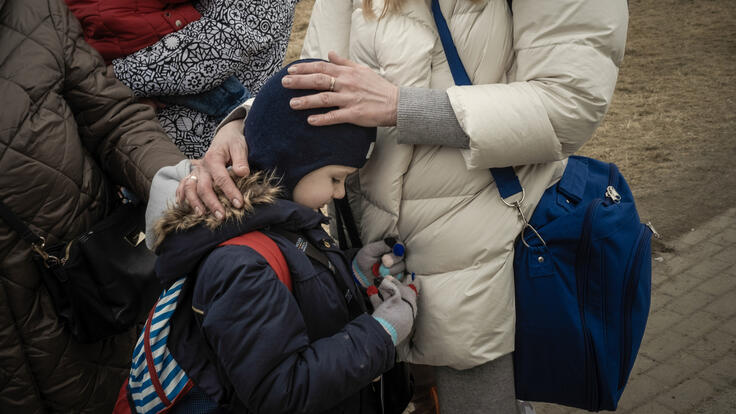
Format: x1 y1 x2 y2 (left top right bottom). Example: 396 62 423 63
605 186 621 203
646 221 661 239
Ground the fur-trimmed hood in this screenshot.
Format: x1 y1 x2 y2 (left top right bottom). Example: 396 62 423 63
153 171 282 249
154 196 328 286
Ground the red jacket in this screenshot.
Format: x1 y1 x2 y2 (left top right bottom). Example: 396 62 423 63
65 0 201 63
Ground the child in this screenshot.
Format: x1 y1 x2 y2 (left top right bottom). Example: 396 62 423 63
125 60 418 414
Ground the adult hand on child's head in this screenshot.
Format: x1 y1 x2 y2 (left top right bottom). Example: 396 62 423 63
353 238 407 288
282 51 399 128
176 118 249 219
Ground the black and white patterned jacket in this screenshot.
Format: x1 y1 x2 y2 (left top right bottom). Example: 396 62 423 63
113 0 298 158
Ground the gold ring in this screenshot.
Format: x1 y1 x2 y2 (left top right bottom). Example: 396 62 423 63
329 76 336 92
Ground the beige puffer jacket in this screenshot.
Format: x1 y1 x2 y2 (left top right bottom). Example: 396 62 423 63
302 0 627 369
0 0 185 411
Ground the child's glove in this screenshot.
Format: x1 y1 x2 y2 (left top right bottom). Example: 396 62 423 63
369 276 419 345
353 238 406 288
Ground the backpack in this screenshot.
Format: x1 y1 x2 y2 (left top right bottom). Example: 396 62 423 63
113 231 290 414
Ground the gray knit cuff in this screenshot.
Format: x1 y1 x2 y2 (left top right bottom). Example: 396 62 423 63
396 87 470 148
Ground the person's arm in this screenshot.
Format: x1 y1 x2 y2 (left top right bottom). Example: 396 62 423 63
443 0 629 169
112 0 297 97
58 1 185 201
285 0 628 168
195 247 395 413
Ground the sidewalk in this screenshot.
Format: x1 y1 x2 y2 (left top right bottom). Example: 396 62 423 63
536 208 736 414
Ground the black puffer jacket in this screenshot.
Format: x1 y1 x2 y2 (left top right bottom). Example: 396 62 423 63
0 0 185 411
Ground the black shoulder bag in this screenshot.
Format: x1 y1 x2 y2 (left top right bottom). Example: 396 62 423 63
0 199 162 343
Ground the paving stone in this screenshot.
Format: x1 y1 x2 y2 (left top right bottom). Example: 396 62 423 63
684 241 728 261
697 272 736 295
710 248 736 265
679 228 713 246
616 373 668 409
651 266 670 288
532 402 574 414
657 377 715 413
694 387 736 414
631 354 657 375
630 400 675 414
671 310 720 338
642 308 683 337
646 352 709 387
710 228 736 246
703 288 736 318
658 273 707 298
665 291 716 317
650 291 675 312
701 215 736 234
722 314 736 336
641 329 693 361
662 255 694 276
684 258 732 282
688 329 736 363
698 355 736 389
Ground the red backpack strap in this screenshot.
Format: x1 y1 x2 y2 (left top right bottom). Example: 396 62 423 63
219 231 292 291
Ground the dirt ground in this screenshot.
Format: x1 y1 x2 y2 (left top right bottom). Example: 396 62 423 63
286 0 736 254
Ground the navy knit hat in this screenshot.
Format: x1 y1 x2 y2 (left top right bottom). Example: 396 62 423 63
245 59 377 198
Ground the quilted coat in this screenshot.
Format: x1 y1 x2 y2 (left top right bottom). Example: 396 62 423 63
0 0 185 411
301 0 628 369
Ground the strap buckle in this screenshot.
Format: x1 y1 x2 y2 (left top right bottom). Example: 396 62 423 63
31 236 70 268
502 190 546 248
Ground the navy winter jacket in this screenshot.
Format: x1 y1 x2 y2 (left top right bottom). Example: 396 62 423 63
154 199 396 413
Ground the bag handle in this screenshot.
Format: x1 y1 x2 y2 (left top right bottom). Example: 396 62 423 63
220 231 292 291
431 1 544 246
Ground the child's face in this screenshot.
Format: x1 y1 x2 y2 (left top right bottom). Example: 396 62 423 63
292 165 357 209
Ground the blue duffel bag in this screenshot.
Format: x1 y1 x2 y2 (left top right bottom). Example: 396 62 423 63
495 156 654 411
430 4 653 409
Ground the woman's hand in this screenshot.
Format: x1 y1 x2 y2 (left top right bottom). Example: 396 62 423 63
282 51 399 127
176 118 249 219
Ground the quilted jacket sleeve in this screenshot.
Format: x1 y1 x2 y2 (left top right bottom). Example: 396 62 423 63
58 0 185 201
450 0 628 169
112 0 297 97
194 246 395 414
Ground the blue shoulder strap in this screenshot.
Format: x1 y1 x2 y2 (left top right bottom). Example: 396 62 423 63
430 0 522 199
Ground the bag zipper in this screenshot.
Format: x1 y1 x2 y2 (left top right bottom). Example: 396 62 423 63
618 225 653 389
576 163 621 409
577 197 603 410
